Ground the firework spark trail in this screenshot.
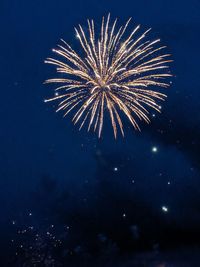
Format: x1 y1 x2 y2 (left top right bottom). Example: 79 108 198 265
44 14 172 138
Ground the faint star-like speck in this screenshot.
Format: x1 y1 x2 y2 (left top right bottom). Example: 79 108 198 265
152 146 158 153
113 167 118 172
162 206 168 213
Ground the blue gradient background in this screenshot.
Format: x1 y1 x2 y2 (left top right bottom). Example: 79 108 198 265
1 0 200 265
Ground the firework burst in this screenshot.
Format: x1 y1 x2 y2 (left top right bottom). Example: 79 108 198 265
44 14 172 138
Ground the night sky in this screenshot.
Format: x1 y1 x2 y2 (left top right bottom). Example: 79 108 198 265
1 0 200 266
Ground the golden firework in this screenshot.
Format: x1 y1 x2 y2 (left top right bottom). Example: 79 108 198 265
44 14 172 138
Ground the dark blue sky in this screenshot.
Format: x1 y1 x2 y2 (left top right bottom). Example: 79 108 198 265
1 0 200 265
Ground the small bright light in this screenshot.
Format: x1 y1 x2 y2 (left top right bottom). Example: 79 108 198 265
122 213 126 218
152 146 158 153
114 167 118 172
162 206 168 212
152 113 156 117
55 92 59 96
29 212 32 216
167 181 171 185
159 105 162 110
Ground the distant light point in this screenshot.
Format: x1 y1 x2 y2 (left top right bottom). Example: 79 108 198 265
113 167 118 172
152 146 158 153
162 206 168 212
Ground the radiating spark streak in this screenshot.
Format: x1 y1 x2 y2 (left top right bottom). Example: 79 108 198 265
44 14 172 138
